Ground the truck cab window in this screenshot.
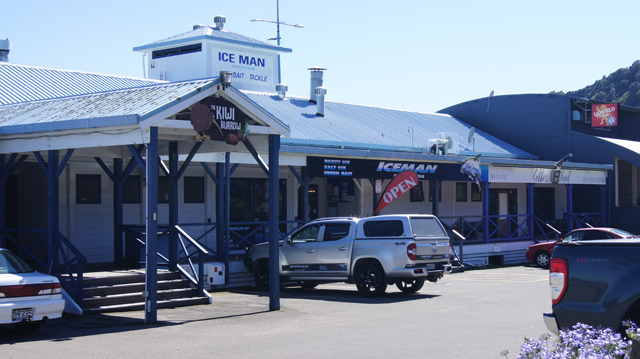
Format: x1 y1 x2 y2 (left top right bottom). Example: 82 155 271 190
323 223 350 241
290 224 321 244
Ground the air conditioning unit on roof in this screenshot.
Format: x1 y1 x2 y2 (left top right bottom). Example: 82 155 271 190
437 132 460 154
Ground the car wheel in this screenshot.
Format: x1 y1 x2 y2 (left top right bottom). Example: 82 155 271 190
395 279 425 294
15 321 41 332
535 252 550 268
254 261 269 291
298 280 319 290
355 264 387 297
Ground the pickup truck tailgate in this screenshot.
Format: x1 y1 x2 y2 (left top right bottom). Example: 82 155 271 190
414 237 449 261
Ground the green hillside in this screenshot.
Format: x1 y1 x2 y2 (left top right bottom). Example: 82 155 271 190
551 60 640 108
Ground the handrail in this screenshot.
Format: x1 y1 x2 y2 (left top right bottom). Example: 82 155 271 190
570 213 603 229
175 225 209 296
1 226 86 306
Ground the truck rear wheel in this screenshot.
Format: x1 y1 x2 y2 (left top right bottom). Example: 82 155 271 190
254 261 269 291
355 264 387 297
395 279 425 294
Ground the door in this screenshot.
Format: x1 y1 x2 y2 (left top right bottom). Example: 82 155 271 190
297 184 319 221
534 187 555 235
489 189 517 238
498 190 509 236
315 222 353 278
280 223 321 276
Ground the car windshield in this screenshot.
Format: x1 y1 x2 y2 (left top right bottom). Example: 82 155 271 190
0 250 34 274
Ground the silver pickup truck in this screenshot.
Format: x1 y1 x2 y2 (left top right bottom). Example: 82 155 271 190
244 214 451 297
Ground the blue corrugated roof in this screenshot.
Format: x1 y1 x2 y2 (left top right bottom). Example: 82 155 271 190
244 92 535 158
133 25 292 53
0 62 164 105
0 79 216 134
0 62 534 159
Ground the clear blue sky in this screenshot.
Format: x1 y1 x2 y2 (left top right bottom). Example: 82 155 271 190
2 0 639 113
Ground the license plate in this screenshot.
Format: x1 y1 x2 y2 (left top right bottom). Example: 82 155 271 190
426 264 435 270
12 308 33 321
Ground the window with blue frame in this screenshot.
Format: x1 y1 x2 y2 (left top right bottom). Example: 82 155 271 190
456 182 468 202
76 174 101 204
123 175 141 204
184 177 205 203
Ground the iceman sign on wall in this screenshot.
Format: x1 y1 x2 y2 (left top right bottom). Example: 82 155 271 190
374 171 419 214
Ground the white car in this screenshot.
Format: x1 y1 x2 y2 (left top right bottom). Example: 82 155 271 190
0 248 65 332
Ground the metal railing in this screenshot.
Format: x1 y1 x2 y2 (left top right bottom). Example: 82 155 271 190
1 227 86 306
121 219 302 292
570 213 604 229
439 214 563 244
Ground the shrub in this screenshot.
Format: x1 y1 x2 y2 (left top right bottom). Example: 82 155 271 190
502 321 640 359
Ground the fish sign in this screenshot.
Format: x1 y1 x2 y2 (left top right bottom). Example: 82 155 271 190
374 170 419 214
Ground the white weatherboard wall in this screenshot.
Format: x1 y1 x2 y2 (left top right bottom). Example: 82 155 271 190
69 161 114 263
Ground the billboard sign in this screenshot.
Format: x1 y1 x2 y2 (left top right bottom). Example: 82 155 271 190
592 103 618 127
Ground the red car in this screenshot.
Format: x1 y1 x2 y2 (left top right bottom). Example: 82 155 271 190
525 227 638 267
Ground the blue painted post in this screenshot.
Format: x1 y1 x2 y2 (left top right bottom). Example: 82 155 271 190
526 184 534 240
0 155 4 249
565 184 574 231
47 150 59 274
145 127 159 324
224 152 231 284
369 179 378 215
600 185 606 227
216 163 224 260
268 134 281 311
114 158 124 267
483 182 491 243
168 142 178 271
302 166 309 223
431 180 441 217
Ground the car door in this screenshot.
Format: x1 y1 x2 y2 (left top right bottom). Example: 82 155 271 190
280 223 321 276
315 222 353 278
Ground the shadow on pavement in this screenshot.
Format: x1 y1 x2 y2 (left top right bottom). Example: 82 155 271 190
233 285 440 304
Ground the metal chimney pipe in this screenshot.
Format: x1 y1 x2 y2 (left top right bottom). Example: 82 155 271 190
315 87 327 117
214 16 226 30
0 39 10 62
308 67 326 103
276 84 288 99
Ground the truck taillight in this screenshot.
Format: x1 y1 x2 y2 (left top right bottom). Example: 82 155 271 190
549 257 568 305
407 243 417 260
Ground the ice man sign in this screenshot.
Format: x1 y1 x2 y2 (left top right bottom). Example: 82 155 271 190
374 171 418 214
592 103 618 127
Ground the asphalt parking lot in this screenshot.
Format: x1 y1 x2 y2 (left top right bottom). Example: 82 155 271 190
0 265 551 358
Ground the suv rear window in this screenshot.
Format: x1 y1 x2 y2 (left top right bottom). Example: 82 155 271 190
409 217 446 237
363 220 404 237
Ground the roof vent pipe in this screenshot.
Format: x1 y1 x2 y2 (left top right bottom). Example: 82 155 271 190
0 39 10 63
214 16 226 30
308 67 326 103
276 84 288 99
315 87 327 117
193 24 205 30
